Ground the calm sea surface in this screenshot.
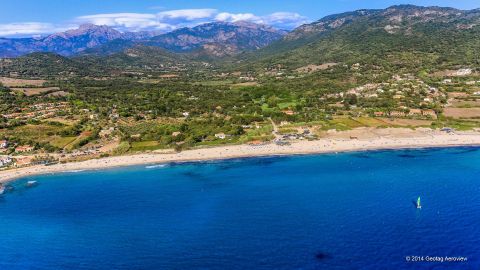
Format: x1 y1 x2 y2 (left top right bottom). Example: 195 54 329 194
1 147 479 269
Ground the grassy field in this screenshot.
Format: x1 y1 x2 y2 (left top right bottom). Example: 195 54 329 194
379 118 432 127
192 80 234 86
238 124 274 143
11 87 61 96
354 117 391 127
261 104 276 113
64 131 92 150
0 77 46 87
130 141 163 152
50 136 77 148
277 101 298 110
330 117 364 129
230 82 259 88
0 124 66 143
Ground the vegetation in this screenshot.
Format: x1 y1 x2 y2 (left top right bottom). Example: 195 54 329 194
1 5 480 160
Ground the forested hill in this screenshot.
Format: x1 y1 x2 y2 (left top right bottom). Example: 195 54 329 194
1 5 480 78
0 46 208 78
239 5 480 72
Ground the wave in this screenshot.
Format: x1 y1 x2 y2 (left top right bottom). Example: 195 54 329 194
64 169 86 173
145 164 168 169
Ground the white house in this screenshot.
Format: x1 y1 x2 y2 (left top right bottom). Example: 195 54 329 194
0 140 7 149
0 156 12 167
215 133 226 139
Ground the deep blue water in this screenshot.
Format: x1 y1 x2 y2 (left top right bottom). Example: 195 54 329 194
1 147 480 269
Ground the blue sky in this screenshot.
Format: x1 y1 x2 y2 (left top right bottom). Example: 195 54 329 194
0 0 479 37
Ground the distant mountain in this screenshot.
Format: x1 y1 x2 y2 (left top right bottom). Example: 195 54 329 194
84 45 195 71
0 21 286 58
245 5 480 70
0 24 157 57
4 5 479 78
146 21 287 57
79 39 136 56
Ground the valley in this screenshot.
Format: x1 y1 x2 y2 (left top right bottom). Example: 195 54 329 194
1 4 480 171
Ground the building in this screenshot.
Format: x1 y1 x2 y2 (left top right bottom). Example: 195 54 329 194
282 110 295 116
215 133 226 140
408 109 422 116
15 145 34 153
0 140 7 149
14 156 33 167
389 111 406 117
456 68 472 76
0 156 12 167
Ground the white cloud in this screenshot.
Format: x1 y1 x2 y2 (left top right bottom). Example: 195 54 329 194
75 9 310 33
0 22 70 37
75 9 218 32
157 9 217 21
214 11 309 29
215 12 261 23
263 12 310 29
76 13 172 32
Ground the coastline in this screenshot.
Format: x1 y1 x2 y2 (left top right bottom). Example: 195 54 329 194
1 131 480 183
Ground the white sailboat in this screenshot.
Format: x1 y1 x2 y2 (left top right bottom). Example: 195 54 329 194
416 197 422 209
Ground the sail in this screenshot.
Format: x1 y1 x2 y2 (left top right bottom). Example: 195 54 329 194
417 197 421 207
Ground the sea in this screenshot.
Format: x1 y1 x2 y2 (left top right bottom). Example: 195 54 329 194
0 147 479 269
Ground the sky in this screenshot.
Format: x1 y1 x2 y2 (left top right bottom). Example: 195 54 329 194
0 0 479 37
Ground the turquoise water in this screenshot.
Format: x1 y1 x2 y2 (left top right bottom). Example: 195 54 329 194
1 147 480 269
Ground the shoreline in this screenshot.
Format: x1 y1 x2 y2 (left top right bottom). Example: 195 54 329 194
1 131 480 183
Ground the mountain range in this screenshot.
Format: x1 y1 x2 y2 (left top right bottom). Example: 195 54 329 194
0 21 286 58
0 24 156 58
248 4 480 69
1 5 479 77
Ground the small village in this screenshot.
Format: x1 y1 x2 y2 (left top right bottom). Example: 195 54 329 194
1 65 480 170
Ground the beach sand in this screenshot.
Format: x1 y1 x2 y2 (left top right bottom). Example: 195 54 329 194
1 128 479 183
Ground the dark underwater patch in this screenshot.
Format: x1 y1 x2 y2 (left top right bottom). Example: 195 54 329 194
397 154 417 158
352 153 371 159
450 147 479 155
182 171 209 181
315 252 331 261
214 156 286 171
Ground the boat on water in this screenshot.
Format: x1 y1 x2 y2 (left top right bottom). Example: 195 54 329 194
416 196 422 209
26 181 38 187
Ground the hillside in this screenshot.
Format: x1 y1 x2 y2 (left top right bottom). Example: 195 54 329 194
2 5 480 77
0 53 93 77
0 45 207 77
242 5 480 72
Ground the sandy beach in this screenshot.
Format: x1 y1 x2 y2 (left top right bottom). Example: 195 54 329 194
1 128 479 183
